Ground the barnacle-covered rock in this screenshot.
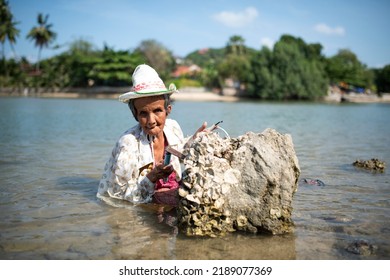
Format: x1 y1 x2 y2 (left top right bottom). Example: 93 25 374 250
353 158 386 172
177 128 300 237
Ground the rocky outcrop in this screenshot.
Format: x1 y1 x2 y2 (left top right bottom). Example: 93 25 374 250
177 128 301 237
353 158 386 172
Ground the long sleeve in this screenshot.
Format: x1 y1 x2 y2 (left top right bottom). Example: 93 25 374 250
97 130 156 204
97 119 185 204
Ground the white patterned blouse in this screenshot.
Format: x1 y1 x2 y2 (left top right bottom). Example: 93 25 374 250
97 119 185 204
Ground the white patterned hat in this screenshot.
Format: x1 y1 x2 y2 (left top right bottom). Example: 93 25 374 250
119 64 178 103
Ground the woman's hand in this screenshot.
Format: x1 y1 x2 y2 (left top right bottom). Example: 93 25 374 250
192 121 208 139
183 121 208 149
147 162 174 183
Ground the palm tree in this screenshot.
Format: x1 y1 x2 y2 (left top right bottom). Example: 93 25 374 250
0 0 20 59
26 13 57 71
226 35 245 56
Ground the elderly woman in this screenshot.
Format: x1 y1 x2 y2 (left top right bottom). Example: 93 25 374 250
97 64 206 206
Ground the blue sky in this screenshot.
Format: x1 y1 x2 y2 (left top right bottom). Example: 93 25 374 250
5 0 390 68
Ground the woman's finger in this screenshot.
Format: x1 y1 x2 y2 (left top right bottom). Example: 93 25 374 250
193 121 207 139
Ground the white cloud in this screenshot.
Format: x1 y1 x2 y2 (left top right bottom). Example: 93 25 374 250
213 7 258 28
314 23 345 36
260 37 275 49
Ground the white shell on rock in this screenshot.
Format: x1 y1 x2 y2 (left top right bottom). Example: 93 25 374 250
212 174 223 184
223 169 241 184
221 184 230 194
178 188 188 198
236 215 248 227
186 194 201 204
270 208 282 218
214 197 225 208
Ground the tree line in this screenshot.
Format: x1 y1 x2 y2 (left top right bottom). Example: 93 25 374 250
1 0 389 100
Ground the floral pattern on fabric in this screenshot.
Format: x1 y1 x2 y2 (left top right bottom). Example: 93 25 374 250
97 119 185 204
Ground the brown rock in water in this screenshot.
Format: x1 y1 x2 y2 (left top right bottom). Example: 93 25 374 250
353 158 386 172
177 128 301 237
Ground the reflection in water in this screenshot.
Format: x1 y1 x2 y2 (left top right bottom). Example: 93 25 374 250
174 234 296 260
103 202 297 260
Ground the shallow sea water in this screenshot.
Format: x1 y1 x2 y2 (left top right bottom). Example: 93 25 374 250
0 97 389 259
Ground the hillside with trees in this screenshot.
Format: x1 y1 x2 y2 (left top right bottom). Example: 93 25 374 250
1 0 389 100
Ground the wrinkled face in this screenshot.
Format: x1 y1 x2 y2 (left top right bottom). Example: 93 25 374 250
133 96 171 137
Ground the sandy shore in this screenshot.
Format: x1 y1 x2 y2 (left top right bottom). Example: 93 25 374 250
173 91 241 102
0 90 242 102
2 88 390 103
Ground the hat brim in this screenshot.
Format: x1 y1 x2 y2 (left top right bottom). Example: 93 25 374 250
119 89 177 103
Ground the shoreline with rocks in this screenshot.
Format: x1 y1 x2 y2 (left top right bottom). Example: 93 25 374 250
0 87 242 102
324 91 390 103
1 87 390 103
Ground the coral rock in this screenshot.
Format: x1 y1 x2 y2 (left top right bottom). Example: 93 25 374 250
353 158 386 172
178 128 301 237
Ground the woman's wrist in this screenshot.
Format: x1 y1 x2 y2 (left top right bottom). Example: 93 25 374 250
146 171 158 183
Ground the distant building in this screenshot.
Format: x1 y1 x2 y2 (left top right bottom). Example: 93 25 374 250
172 64 202 78
198 48 209 55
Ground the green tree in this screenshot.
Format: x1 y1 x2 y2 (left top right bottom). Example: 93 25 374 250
274 36 328 100
65 39 99 87
200 62 223 90
0 0 20 59
325 49 369 88
375 64 390 94
247 35 328 100
218 54 251 83
247 46 275 99
88 44 144 86
226 35 246 56
38 41 144 88
0 57 28 88
185 48 225 68
0 0 20 86
35 39 97 89
26 13 57 71
218 36 253 94
134 39 175 80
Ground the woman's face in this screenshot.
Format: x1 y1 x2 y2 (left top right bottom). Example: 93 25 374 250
133 95 171 137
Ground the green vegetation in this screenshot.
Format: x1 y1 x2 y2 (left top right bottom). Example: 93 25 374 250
325 49 374 90
0 0 19 58
246 35 329 100
26 13 56 71
374 65 390 95
1 2 389 99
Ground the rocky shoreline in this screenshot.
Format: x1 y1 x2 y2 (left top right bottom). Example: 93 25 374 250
1 87 390 103
324 92 390 103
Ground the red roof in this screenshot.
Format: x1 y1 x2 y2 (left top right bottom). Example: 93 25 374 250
172 65 201 78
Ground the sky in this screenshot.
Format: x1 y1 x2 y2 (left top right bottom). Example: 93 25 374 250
5 0 390 68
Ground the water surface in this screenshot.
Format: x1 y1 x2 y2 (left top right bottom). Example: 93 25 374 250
0 97 389 259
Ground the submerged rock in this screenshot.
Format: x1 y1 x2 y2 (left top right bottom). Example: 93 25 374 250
346 239 376 256
353 158 386 172
301 178 325 186
177 128 301 237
